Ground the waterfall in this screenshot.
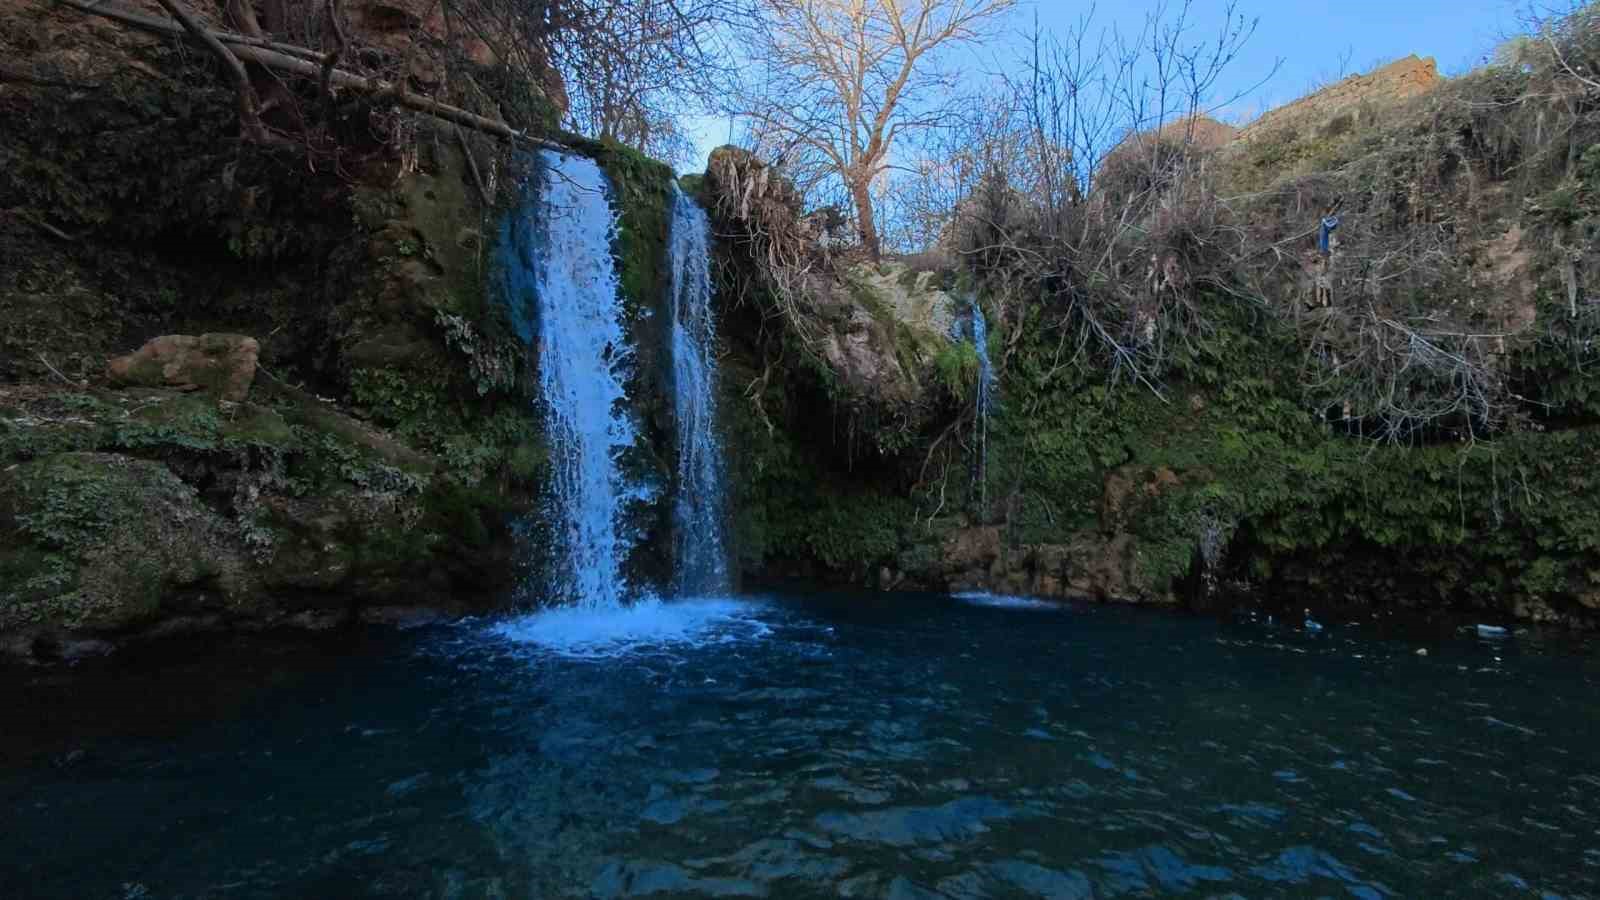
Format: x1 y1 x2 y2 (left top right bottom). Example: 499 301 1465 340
667 186 731 595
970 299 994 512
500 150 639 609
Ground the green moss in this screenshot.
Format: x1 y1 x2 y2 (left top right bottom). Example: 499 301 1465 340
114 394 224 451
678 173 710 207
591 139 675 318
223 406 296 450
974 291 1600 609
7 453 124 551
933 341 980 402
0 411 103 464
0 452 239 631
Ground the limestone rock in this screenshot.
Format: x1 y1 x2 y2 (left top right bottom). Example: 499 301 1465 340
1233 55 1440 144
930 525 1166 606
106 334 260 403
942 526 1003 571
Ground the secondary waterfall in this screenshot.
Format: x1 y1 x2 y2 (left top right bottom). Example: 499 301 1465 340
970 298 994 511
500 150 638 609
667 186 731 595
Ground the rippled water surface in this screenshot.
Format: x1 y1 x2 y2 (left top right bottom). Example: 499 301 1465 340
3 592 1598 898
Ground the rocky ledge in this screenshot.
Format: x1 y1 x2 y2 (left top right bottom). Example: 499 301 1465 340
0 338 523 665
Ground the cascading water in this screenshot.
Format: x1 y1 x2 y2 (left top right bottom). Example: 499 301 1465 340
492 158 755 655
970 298 994 512
667 185 731 596
499 150 638 609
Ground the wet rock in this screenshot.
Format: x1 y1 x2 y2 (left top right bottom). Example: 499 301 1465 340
931 526 1159 606
106 334 260 403
942 527 1002 572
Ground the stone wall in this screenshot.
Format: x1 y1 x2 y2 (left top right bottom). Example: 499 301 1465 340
1235 55 1441 142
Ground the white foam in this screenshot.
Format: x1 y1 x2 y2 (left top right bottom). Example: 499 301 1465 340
953 591 1062 611
488 596 770 659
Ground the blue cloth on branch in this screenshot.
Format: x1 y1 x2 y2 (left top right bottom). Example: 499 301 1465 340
1318 215 1340 254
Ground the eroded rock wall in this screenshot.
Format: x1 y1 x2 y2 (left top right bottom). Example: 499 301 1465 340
1235 55 1441 143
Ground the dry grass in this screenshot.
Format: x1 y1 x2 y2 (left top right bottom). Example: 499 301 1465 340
938 1 1600 440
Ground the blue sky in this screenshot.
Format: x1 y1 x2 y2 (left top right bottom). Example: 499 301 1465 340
688 0 1520 169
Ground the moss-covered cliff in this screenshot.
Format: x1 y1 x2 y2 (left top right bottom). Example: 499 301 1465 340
0 3 691 660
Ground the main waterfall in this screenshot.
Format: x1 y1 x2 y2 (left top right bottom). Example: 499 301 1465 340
499 150 639 609
667 186 731 596
492 155 751 654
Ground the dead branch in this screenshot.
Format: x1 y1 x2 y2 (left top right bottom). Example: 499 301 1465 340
319 0 347 119
150 0 269 141
37 353 83 388
53 0 566 151
3 208 78 241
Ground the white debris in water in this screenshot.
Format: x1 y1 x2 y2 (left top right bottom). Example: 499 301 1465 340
952 591 1061 611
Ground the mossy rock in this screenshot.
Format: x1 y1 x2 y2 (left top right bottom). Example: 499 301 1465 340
0 452 253 632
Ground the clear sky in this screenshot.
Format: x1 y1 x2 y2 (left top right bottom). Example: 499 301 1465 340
687 0 1521 170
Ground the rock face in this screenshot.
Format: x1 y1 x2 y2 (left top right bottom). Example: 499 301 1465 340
106 334 260 402
818 261 963 413
0 381 530 661
704 147 966 457
939 531 1147 604
911 467 1193 606
1234 55 1440 143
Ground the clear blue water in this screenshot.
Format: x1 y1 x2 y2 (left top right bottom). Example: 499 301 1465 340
2 593 1597 899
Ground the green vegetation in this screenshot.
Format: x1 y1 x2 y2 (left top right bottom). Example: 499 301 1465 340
0 452 241 631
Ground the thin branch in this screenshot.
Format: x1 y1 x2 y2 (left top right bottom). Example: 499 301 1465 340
37 354 82 387
319 0 348 119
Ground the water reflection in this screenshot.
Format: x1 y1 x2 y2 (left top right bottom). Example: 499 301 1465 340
1 592 1596 898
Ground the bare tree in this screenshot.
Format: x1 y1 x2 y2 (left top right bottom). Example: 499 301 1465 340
931 1 1265 390
729 0 1017 259
458 0 744 164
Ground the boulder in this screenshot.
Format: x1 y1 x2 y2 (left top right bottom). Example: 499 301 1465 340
106 334 260 402
0 452 252 634
942 526 1003 571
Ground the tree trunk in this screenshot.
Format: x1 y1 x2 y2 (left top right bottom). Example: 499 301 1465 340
225 0 266 38
850 177 882 260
